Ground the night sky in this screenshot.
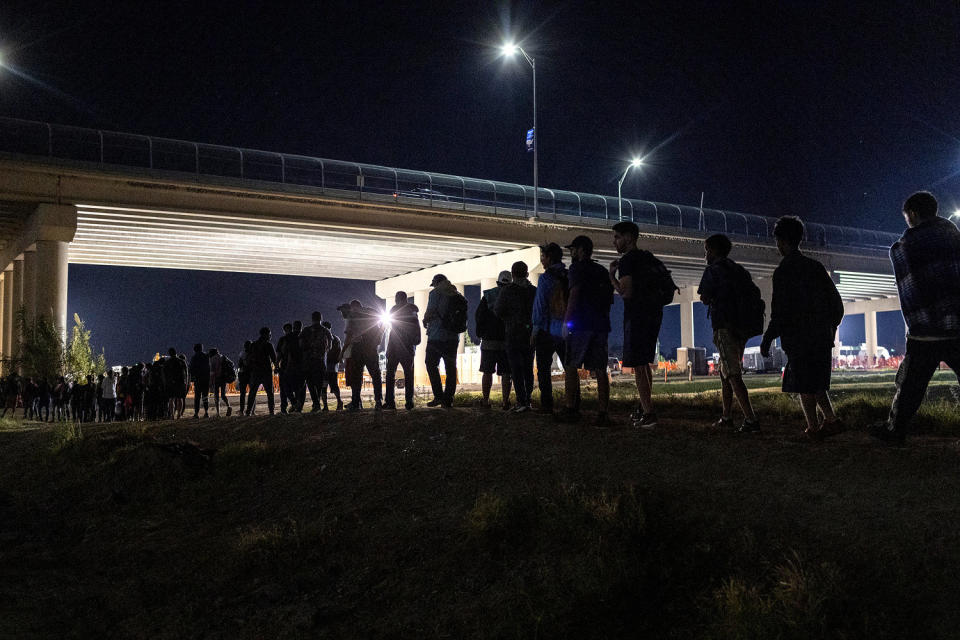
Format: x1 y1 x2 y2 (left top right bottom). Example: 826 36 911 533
2 2 958 363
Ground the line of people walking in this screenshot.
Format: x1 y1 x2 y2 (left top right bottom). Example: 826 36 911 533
5 192 956 444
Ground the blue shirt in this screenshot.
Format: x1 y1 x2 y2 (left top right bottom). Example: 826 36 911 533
532 263 567 337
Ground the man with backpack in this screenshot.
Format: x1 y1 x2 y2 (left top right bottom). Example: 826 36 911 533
384 291 421 410
609 221 678 429
760 216 844 441
300 311 333 412
698 234 762 432
320 320 344 411
475 271 513 410
532 242 568 414
422 274 467 408
558 236 615 426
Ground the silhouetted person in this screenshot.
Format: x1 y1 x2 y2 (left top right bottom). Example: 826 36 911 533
495 261 537 413
698 233 761 432
300 312 332 412
164 347 187 419
189 343 210 418
475 271 513 410
559 236 615 426
340 300 384 411
245 327 279 416
276 323 296 414
321 321 343 411
208 347 231 417
761 216 844 440
422 274 464 408
609 221 670 429
384 291 421 410
237 341 252 413
870 191 960 444
532 242 568 413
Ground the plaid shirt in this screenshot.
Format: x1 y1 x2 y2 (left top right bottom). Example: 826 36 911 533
890 216 960 339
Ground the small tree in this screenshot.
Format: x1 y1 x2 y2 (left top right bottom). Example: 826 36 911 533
17 308 65 381
65 313 106 380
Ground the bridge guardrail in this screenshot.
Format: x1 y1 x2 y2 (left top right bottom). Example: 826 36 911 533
0 116 900 251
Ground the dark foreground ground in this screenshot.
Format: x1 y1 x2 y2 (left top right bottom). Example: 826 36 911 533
1 379 959 639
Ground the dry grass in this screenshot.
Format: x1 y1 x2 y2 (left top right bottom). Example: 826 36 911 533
0 380 959 639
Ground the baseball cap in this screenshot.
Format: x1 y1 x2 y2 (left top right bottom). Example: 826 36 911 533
430 273 448 287
565 235 593 253
497 270 512 285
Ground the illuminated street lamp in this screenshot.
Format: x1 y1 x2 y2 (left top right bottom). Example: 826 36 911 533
617 158 643 221
501 42 538 220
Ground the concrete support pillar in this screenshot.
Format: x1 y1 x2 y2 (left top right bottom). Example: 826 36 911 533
413 289 429 385
11 256 23 360
833 326 842 362
22 248 37 326
679 300 695 348
454 283 465 354
2 268 11 365
35 240 70 341
864 309 878 367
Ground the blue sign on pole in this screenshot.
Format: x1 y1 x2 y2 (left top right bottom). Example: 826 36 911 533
526 128 535 153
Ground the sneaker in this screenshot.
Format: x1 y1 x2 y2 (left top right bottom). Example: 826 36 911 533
336 401 344 411
426 398 443 408
405 403 415 411
629 406 645 422
868 421 906 446
226 406 233 417
512 403 531 414
714 416 734 429
554 407 581 423
347 403 361 412
374 402 383 411
803 426 823 442
382 403 397 411
737 419 761 434
501 402 513 412
633 412 658 430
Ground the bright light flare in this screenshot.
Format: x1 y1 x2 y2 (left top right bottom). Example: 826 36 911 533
379 310 393 327
952 209 960 219
630 157 643 168
501 42 518 57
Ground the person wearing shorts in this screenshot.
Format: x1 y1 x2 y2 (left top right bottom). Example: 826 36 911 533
761 216 844 440
609 221 666 429
559 235 615 426
697 233 760 432
476 270 513 409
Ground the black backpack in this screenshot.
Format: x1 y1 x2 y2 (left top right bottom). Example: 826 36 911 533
474 295 505 341
442 292 469 334
733 274 766 339
640 253 679 307
220 356 237 383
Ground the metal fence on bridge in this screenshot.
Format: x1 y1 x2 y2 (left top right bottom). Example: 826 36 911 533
0 117 900 250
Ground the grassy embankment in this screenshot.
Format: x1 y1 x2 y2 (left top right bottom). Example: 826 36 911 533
0 374 958 639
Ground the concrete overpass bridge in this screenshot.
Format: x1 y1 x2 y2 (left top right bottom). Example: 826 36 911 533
0 117 902 377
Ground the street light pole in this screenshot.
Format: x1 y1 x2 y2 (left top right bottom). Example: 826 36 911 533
617 158 643 221
501 43 538 220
